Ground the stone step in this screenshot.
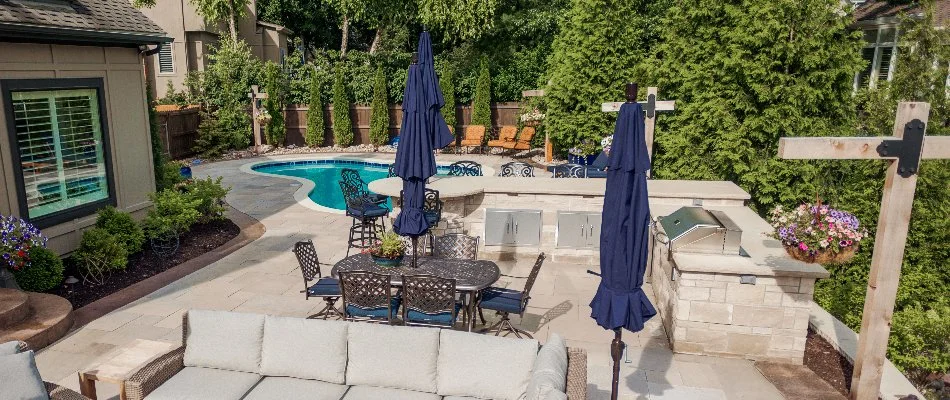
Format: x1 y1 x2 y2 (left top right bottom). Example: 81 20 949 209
0 292 73 350
0 288 30 329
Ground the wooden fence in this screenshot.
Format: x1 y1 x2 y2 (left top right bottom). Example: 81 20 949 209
157 102 522 158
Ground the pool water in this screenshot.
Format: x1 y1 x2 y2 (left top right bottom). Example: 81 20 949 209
251 160 448 211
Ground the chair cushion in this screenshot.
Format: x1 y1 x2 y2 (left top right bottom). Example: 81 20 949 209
437 329 539 400
590 151 609 169
460 140 482 146
585 169 608 178
241 377 349 400
479 288 525 314
526 334 569 400
261 316 348 383
406 303 462 325
0 340 23 355
307 278 341 297
367 193 388 204
184 310 265 373
424 212 440 226
346 323 440 393
345 297 400 320
342 386 441 400
144 367 260 400
0 351 48 400
346 205 388 218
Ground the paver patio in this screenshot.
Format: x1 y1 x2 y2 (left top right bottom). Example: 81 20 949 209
34 153 785 400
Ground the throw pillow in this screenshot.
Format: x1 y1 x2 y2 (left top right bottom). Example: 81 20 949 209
0 351 50 400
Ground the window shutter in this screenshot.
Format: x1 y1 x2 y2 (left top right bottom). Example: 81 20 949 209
159 43 174 73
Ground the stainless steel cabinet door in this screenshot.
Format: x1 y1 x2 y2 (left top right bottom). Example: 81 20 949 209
557 212 589 248
512 210 542 246
485 209 515 245
587 213 602 249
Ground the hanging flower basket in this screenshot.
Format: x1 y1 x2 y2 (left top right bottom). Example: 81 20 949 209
769 203 867 265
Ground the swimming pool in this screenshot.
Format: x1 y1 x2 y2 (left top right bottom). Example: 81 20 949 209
250 159 450 212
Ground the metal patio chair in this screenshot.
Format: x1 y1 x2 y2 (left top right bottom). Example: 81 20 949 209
339 271 400 324
341 168 387 204
447 161 483 176
432 233 479 260
552 163 586 178
340 180 389 256
478 253 546 338
499 162 535 177
401 275 462 327
293 240 342 319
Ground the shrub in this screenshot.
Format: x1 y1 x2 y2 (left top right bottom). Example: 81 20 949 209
147 79 168 193
157 81 190 107
369 66 390 146
305 71 326 147
471 56 492 131
194 101 250 157
332 67 354 146
180 177 230 223
263 61 286 146
142 189 202 238
95 206 145 254
156 161 185 192
74 228 128 284
439 63 457 132
12 246 63 292
888 306 950 384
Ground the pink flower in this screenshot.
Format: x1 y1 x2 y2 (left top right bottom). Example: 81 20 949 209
799 243 808 251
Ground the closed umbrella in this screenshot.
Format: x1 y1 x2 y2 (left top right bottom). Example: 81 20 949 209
589 84 657 400
417 31 454 149
392 56 434 265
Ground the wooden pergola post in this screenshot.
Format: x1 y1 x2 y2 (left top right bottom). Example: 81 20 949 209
248 85 268 154
521 89 550 162
602 86 675 158
777 102 950 400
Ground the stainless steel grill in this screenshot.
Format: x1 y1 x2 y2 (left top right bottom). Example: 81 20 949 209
655 206 742 256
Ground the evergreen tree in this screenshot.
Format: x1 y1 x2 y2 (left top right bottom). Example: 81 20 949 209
305 72 326 147
471 57 492 131
545 0 669 151
369 66 390 146
644 0 862 213
263 62 286 146
332 68 354 146
440 64 457 134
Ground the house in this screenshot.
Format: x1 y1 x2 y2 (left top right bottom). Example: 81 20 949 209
0 0 170 253
851 0 950 89
138 0 292 98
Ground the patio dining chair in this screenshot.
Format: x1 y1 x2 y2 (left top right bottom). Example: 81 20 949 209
401 275 462 327
432 233 479 260
387 164 397 178
498 162 535 177
447 161 483 176
400 234 429 257
339 271 400 324
340 180 389 257
552 163 586 178
399 188 443 251
478 253 546 338
293 240 342 319
341 168 387 205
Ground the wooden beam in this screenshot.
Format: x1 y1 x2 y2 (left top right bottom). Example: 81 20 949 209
522 89 546 97
778 136 950 160
601 100 675 112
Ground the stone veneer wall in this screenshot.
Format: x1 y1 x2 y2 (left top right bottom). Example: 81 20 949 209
651 246 816 364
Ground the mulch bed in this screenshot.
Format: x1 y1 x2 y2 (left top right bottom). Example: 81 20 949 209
805 328 854 396
49 219 240 309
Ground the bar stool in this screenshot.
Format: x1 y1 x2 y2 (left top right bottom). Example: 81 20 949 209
340 180 389 256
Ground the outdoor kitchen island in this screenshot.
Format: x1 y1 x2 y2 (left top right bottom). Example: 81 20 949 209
370 176 829 364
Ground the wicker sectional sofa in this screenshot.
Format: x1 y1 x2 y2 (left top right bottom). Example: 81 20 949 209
124 310 587 400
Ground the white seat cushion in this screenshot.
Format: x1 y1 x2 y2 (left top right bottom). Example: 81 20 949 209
184 310 265 373
342 386 441 400
437 329 539 400
0 351 48 400
241 376 349 400
0 341 22 356
526 334 568 400
345 323 440 393
144 367 260 400
261 316 348 383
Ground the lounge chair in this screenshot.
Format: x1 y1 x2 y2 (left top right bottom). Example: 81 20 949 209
501 126 536 151
486 125 517 150
459 125 486 153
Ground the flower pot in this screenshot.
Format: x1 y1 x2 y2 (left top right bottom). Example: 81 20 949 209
179 166 193 180
372 254 404 267
568 154 597 165
0 267 21 290
784 245 858 264
523 120 540 127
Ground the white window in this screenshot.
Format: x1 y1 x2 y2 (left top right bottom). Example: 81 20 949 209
855 27 898 89
3 80 113 226
158 43 174 74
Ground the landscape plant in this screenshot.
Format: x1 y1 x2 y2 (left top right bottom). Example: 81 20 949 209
439 63 457 133
370 231 406 259
180 177 231 223
263 61 286 146
369 66 390 146
142 190 202 239
74 228 128 285
306 71 326 147
11 246 63 293
95 206 146 255
0 215 46 272
332 67 354 146
471 56 492 132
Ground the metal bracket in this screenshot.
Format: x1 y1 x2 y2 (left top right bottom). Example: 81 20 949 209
877 119 925 178
646 93 656 118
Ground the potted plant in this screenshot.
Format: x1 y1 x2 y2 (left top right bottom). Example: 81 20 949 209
769 203 868 264
601 135 613 156
568 139 600 165
368 231 406 267
0 215 47 290
520 109 545 127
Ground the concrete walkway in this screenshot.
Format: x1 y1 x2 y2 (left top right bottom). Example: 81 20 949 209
35 153 785 400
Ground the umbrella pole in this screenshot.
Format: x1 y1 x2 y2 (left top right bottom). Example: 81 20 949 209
412 236 419 267
610 328 624 400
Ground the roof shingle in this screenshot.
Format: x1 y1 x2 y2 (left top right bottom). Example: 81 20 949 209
853 0 950 26
0 0 166 43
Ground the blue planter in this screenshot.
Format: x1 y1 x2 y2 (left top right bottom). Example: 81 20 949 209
568 154 597 165
179 166 193 179
372 254 404 267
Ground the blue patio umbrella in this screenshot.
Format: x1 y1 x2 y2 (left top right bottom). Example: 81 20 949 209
417 31 454 149
589 84 657 400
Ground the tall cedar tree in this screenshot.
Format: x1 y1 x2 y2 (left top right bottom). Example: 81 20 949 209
332 68 354 146
644 0 862 214
306 72 326 147
544 0 669 151
263 62 286 146
440 64 457 135
471 57 493 133
369 67 390 146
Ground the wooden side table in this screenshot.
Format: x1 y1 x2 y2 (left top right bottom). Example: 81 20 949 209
78 339 177 400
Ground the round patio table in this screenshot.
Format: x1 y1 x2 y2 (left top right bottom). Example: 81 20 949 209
331 253 500 330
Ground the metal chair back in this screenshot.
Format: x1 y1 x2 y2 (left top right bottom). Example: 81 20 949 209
520 253 546 311
339 271 395 323
339 180 370 211
387 164 397 178
293 240 323 296
400 235 429 257
341 168 365 188
499 162 535 177
448 161 483 176
552 164 585 178
399 188 443 228
432 234 479 260
401 274 458 327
